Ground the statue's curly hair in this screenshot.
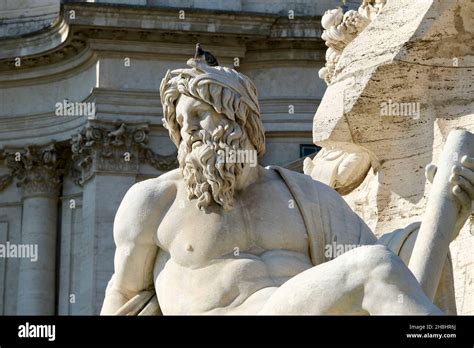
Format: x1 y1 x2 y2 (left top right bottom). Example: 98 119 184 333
159 60 266 157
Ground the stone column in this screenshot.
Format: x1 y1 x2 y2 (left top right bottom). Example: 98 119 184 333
5 144 63 314
71 122 176 314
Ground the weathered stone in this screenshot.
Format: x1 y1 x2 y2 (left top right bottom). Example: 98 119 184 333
306 0 474 313
0 0 60 38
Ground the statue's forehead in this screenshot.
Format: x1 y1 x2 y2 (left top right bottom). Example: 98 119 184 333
175 94 214 113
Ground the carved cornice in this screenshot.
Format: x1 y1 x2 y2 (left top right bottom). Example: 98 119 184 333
0 3 325 77
75 27 247 50
0 17 69 60
0 143 66 197
65 3 278 38
0 33 87 73
71 122 177 185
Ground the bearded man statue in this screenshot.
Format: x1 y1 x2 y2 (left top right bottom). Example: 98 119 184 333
101 48 473 315
160 58 265 211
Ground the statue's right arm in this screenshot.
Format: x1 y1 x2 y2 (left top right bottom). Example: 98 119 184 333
100 172 177 315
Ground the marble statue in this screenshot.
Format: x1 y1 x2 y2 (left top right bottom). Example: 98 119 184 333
100 47 474 315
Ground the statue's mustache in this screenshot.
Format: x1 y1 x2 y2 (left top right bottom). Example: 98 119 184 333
184 124 243 153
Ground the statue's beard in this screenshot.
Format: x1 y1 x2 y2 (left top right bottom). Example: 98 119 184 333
178 122 246 211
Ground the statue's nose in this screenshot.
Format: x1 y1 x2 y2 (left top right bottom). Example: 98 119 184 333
182 116 200 135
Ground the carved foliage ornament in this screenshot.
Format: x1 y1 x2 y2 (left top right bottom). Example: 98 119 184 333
319 0 387 85
71 122 177 185
0 143 65 197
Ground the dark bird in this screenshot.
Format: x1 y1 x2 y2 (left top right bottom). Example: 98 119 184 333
194 43 219 66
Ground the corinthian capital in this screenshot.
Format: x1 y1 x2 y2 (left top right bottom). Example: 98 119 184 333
1 143 65 197
71 122 177 185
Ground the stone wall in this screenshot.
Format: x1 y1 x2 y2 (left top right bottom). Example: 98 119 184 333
0 0 60 37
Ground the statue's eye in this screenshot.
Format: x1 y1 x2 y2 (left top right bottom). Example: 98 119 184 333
196 110 208 119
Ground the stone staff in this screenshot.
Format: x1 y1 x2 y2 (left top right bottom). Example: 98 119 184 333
408 128 474 300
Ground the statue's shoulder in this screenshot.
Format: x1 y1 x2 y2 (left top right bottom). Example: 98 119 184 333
120 169 180 212
136 168 181 189
113 169 181 247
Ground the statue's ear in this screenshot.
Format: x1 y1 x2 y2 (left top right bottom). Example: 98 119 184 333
425 163 437 184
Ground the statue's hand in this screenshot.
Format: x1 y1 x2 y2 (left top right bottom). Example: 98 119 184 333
426 155 474 240
450 155 474 237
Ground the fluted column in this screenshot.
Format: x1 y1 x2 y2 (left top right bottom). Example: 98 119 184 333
5 144 63 314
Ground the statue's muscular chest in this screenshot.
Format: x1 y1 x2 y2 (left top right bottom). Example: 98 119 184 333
156 179 309 267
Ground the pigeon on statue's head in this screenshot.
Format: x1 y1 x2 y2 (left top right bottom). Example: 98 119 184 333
194 43 219 67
